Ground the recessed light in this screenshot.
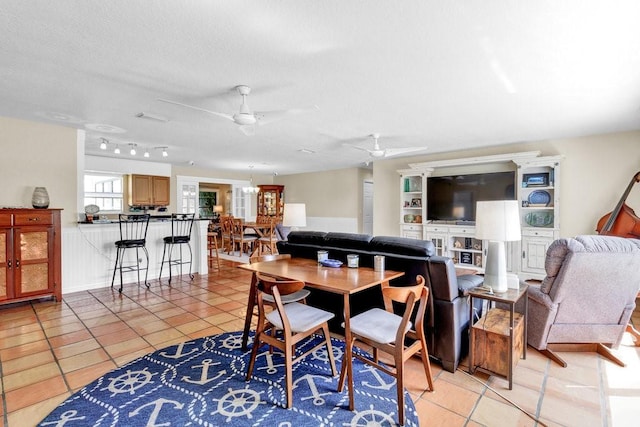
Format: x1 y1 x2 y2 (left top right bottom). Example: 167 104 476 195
298 148 315 154
85 123 127 133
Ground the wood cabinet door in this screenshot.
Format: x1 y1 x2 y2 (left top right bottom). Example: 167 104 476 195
152 176 170 206
14 226 54 297
0 228 13 301
130 174 153 205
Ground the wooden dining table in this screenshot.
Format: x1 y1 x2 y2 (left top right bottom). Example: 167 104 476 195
238 256 405 410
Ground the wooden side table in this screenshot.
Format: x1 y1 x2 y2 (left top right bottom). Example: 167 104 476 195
468 284 528 389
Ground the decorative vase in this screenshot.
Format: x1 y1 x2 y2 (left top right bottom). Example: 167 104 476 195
32 186 50 209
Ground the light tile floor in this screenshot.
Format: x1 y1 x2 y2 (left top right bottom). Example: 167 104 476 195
0 259 639 426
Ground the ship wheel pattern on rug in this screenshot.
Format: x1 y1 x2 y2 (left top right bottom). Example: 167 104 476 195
39 332 419 426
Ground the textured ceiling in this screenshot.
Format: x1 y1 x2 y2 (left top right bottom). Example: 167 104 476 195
1 1 640 175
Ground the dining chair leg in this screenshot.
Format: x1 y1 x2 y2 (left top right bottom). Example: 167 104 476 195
284 340 294 408
322 324 337 376
395 350 405 425
241 273 258 350
419 336 434 391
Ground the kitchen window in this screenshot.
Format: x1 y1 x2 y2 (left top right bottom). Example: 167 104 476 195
84 173 124 212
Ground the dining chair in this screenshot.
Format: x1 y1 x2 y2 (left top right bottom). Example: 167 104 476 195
256 217 278 256
241 254 310 350
246 272 337 408
338 274 434 425
219 215 234 253
232 217 257 256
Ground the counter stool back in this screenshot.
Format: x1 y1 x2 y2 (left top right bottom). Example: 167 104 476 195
159 213 195 283
111 213 151 293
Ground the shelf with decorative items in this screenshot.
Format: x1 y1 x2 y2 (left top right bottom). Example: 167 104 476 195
514 155 562 279
400 151 562 280
399 171 426 239
449 227 485 270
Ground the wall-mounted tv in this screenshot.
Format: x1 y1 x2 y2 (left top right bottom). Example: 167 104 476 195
427 171 515 222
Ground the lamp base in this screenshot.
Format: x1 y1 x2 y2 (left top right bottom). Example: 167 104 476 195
484 241 508 293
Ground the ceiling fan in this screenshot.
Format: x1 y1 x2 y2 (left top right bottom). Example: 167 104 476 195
158 85 318 136
346 133 428 158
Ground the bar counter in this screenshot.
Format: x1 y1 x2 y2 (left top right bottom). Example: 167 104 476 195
63 219 209 294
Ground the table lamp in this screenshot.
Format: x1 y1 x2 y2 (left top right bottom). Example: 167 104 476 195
283 203 306 231
475 200 521 293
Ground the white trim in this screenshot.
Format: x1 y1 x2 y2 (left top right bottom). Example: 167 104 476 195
407 151 541 170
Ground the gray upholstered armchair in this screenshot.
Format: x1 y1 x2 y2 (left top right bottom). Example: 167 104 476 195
527 235 640 367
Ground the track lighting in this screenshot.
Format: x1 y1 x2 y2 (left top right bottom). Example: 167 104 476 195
162 148 168 157
129 143 137 155
99 138 107 150
114 145 120 154
144 150 150 158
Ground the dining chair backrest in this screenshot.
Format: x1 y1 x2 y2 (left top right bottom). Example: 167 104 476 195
118 214 151 244
382 275 429 332
220 216 233 234
256 215 271 224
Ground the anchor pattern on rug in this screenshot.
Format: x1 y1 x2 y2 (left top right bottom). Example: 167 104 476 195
38 332 419 426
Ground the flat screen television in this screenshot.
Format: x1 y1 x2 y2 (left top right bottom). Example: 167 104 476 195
427 171 515 222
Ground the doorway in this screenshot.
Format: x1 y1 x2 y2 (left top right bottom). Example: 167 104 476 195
363 180 373 235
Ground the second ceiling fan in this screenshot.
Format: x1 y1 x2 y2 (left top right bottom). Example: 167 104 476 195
158 85 317 135
346 133 428 159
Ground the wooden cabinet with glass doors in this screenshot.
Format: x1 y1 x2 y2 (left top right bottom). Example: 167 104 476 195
0 209 62 305
257 185 284 222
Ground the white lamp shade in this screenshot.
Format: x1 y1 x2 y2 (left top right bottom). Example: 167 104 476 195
283 203 307 227
475 200 521 242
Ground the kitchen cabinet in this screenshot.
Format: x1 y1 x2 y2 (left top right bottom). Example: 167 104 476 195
257 185 284 221
129 175 170 206
0 209 62 305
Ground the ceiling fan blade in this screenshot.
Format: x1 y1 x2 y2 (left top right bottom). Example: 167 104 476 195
384 147 428 157
256 105 319 126
343 143 372 153
238 124 256 136
157 98 235 122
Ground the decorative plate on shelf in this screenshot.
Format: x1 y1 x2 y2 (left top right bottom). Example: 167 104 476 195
527 190 551 206
84 204 100 214
320 259 343 268
525 211 554 227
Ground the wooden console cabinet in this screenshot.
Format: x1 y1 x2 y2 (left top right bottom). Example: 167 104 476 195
0 209 62 305
129 174 170 206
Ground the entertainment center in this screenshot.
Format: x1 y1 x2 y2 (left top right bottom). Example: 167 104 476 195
398 151 562 280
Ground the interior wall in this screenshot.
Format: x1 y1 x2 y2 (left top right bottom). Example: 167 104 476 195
373 130 640 238
0 116 78 225
275 167 371 231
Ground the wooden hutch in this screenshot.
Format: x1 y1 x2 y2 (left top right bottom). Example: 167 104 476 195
257 185 284 222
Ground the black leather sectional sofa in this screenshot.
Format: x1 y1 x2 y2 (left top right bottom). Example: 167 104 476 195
276 231 483 372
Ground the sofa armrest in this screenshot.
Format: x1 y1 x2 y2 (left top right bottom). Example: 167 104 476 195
426 256 461 302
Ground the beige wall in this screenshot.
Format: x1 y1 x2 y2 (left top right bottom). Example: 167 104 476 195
275 167 372 231
373 131 640 237
0 116 78 225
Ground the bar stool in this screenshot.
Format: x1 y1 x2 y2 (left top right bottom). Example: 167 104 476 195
111 213 151 293
159 213 195 283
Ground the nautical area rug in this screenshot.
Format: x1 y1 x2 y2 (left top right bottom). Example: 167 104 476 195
39 332 419 426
